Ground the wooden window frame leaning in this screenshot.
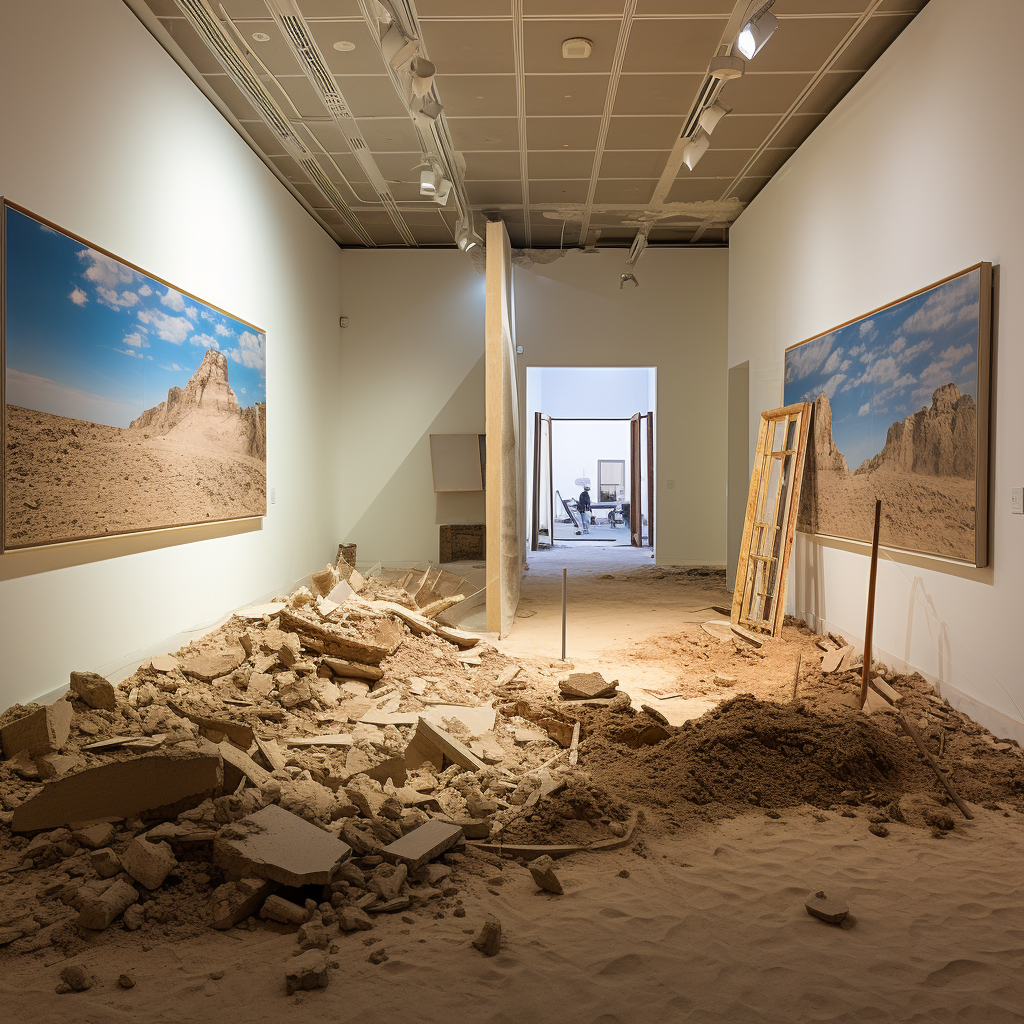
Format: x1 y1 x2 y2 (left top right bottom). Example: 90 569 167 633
731 402 811 638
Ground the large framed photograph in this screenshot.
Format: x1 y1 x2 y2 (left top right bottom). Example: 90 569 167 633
784 264 992 567
2 200 266 551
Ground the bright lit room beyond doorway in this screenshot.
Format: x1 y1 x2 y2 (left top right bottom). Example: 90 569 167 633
526 367 656 562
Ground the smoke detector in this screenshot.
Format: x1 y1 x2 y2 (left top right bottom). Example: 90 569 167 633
562 37 593 59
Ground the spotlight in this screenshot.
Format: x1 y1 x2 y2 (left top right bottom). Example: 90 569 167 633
410 55 436 98
620 273 639 289
681 133 710 171
698 100 731 135
456 221 481 251
419 167 438 195
737 9 778 60
432 178 453 204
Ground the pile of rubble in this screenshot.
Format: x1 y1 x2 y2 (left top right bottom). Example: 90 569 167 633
0 549 638 986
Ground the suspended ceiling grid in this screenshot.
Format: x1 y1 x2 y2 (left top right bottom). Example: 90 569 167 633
128 0 929 249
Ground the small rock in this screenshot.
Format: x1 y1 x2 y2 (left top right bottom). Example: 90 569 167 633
284 950 329 995
78 878 139 931
297 916 331 951
261 895 307 925
70 671 117 711
617 869 630 879
804 890 849 925
608 821 626 837
868 823 890 838
122 905 145 931
528 855 563 895
73 823 116 849
714 674 738 688
90 848 122 879
472 914 501 956
121 837 176 890
117 973 136 989
640 705 669 726
58 965 94 992
337 907 373 932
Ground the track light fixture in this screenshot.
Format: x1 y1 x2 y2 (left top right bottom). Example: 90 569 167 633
682 132 710 171
698 100 731 135
432 177 453 204
455 218 481 252
409 55 435 98
620 273 639 290
419 166 438 195
737 8 778 60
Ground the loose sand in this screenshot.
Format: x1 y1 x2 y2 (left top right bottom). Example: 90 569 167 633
1 543 1021 1021
4 405 266 546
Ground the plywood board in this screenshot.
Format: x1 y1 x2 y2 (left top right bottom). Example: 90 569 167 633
429 434 484 492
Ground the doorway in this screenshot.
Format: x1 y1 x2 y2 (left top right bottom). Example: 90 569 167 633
526 367 656 554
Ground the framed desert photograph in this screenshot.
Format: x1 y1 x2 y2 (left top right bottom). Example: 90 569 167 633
1 200 267 551
784 263 992 567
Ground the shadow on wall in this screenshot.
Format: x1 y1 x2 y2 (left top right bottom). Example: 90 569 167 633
345 355 485 564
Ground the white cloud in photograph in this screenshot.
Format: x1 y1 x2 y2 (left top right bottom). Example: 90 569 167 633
225 331 266 373
69 287 88 306
137 308 193 344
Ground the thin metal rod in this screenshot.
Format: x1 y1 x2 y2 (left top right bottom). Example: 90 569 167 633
561 568 567 661
859 499 882 709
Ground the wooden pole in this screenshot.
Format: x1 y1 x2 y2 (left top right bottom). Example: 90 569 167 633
897 713 973 819
561 568 567 662
791 653 802 702
859 499 882 709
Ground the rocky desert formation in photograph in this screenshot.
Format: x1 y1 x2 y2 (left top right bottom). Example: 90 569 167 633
4 350 266 548
798 385 977 561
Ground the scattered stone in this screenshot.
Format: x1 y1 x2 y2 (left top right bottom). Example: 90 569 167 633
804 890 849 924
69 671 117 711
57 965 94 993
368 948 389 964
1 698 73 759
338 907 373 932
713 674 738 688
214 804 352 887
368 862 408 901
260 895 308 925
868 823 890 838
618 869 630 878
181 647 246 682
210 878 277 930
123 904 145 931
297 915 331 950
284 950 329 995
381 820 464 872
90 847 123 879
559 673 617 699
118 973 136 989
528 854 564 895
121 836 177 889
150 654 179 673
72 822 116 849
472 914 501 956
78 878 139 931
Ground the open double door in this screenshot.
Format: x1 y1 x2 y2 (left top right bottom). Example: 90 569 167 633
531 410 653 550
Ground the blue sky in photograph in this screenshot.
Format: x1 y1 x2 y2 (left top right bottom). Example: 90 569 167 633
4 205 266 428
784 269 981 469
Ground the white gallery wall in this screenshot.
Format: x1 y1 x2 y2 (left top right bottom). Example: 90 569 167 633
515 250 730 566
729 0 1024 740
331 250 486 565
0 0 346 704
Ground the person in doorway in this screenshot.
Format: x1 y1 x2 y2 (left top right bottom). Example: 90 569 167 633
576 485 592 534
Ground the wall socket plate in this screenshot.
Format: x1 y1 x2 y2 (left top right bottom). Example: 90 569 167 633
1012 487 1023 514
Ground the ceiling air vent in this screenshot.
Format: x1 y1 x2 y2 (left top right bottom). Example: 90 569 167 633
562 37 593 59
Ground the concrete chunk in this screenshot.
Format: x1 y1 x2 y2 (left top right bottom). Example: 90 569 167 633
89 847 123 879
285 950 329 996
214 804 351 887
472 914 501 956
121 836 177 889
337 906 373 932
406 718 486 773
260 895 307 925
804 890 849 924
528 854 564 894
209 877 277 929
78 878 139 931
559 673 617 699
181 647 246 682
69 672 117 711
1 699 73 759
381 820 464 872
11 753 222 833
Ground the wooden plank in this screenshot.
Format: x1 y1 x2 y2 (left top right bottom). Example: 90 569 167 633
859 498 883 709
568 721 581 767
321 657 383 681
285 734 354 748
868 676 903 704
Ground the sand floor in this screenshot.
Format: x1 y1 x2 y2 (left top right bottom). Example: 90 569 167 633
2 548 1022 1021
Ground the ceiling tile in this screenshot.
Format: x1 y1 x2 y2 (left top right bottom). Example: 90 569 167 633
604 116 682 150
770 112 827 148
743 17 857 73
527 117 602 149
529 150 597 177
875 0 929 10
467 181 524 205
231 20 308 76
797 71 861 113
599 150 670 177
345 211 408 246
285 0 364 18
523 20 624 74
684 147 754 177
526 75 610 116
357 118 423 151
292 182 328 207
326 152 369 184
718 72 813 114
525 224 571 247
365 152 428 183
593 179 656 204
435 74 518 117
665 178 732 202
333 76 408 117
148 0 190 15
307 21 393 76
213 0 275 17
159 18 227 75
832 13 916 71
416 0 512 15
269 154 309 183
420 20 514 74
262 75 328 118
236 119 289 156
747 148 797 177
773 0 870 13
447 117 520 150
621 18 728 73
613 74 704 115
463 151 527 179
707 113 775 149
635 0 736 13
303 120 349 155
524 0 625 14
204 74 261 122
529 180 590 203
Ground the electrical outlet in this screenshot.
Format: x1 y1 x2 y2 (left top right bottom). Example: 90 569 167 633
1012 487 1023 514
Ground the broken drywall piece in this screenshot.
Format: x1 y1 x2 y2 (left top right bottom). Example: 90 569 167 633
181 647 247 682
167 701 254 750
213 804 352 886
10 753 222 832
326 579 355 605
422 705 496 738
0 699 73 760
528 854 564 894
406 717 487 773
121 836 177 889
381 820 464 872
558 673 617 699
69 671 117 711
209 878 277 930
